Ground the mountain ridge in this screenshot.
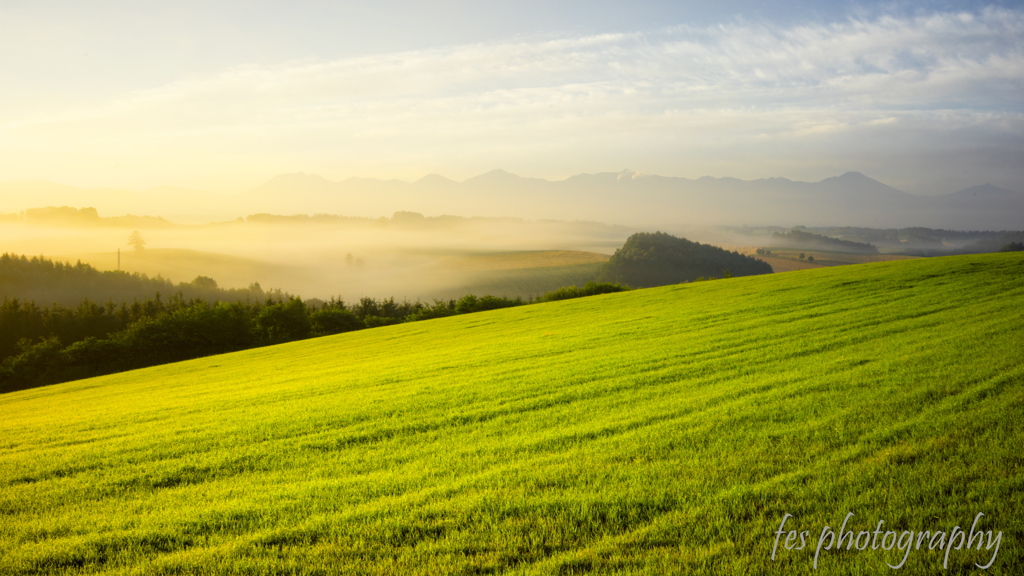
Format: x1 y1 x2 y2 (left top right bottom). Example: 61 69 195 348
1 171 1021 229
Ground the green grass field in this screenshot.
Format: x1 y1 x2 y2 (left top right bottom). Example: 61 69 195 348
423 250 610 300
1 253 1022 575
445 265 607 300
757 249 920 268
736 247 919 273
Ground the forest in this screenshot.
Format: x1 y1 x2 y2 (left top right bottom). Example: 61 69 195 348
600 232 773 287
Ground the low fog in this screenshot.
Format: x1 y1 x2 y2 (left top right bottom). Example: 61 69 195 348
0 211 640 302
4 199 1016 305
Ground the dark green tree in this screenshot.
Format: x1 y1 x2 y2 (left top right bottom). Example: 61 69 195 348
311 308 364 335
257 298 311 344
599 232 772 288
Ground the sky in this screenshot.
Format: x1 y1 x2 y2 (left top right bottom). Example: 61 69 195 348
0 0 1021 195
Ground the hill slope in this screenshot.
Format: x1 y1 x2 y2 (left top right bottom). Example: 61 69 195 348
1 254 1022 574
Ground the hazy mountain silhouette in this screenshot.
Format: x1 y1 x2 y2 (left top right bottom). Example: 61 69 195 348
241 170 1023 229
0 180 223 223
2 171 1021 229
413 174 459 187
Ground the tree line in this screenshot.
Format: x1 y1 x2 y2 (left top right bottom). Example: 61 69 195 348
2 205 171 228
0 254 627 393
770 229 879 253
0 252 275 308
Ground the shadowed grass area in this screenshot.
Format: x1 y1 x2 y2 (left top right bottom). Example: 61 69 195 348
1 253 1022 574
429 250 610 299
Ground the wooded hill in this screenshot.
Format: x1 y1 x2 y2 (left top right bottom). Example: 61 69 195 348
600 232 773 287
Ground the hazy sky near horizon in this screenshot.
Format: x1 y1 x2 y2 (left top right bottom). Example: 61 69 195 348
1 1 1022 195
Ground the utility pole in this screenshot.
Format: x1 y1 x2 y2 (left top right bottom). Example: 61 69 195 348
117 249 120 271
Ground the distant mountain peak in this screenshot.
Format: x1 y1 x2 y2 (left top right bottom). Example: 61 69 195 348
413 173 458 186
818 171 897 190
464 169 526 184
836 171 870 180
616 169 645 180
480 168 511 175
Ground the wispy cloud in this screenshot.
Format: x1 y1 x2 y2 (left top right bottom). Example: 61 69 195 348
1 8 1021 192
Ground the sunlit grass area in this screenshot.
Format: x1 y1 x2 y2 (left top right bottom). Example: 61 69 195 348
1 253 1021 574
759 249 919 267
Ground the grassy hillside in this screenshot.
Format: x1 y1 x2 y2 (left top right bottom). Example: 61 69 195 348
426 250 610 299
1 253 1022 575
52 248 303 292
735 247 919 272
449 265 607 300
757 249 919 268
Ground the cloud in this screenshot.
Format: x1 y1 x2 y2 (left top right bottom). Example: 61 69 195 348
0 7 1021 192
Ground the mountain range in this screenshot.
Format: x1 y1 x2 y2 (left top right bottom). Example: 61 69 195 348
1 171 1021 230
